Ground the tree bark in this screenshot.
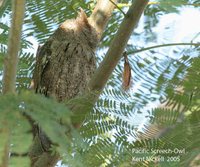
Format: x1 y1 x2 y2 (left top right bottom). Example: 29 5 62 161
89 0 117 39
0 0 4 8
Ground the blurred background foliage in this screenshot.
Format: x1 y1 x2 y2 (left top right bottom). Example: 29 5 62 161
0 0 200 166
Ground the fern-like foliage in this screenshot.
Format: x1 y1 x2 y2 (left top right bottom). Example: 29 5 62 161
0 0 200 167
0 92 88 166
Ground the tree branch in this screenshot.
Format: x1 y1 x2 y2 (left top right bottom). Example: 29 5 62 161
2 0 26 94
71 0 149 125
0 127 10 167
89 0 149 93
0 0 4 8
128 42 200 55
89 0 118 39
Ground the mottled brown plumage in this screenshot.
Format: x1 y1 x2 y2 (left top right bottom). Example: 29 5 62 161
29 11 99 165
33 10 98 102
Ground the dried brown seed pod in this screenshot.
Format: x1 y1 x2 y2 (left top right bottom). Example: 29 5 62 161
122 52 132 90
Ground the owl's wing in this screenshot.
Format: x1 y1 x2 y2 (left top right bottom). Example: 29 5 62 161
33 40 52 93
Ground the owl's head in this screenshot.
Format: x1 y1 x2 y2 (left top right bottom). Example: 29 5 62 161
60 9 91 32
60 9 98 49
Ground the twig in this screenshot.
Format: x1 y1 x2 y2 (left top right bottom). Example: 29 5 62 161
109 0 126 16
127 43 200 55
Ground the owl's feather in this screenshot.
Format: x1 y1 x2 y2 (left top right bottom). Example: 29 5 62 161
33 11 98 102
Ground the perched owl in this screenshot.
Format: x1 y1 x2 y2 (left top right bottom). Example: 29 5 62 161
29 11 99 165
33 10 98 102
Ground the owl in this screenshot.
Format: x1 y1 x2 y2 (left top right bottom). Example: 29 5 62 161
33 10 98 102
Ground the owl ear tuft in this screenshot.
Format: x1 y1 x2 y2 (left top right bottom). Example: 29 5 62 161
76 8 90 27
